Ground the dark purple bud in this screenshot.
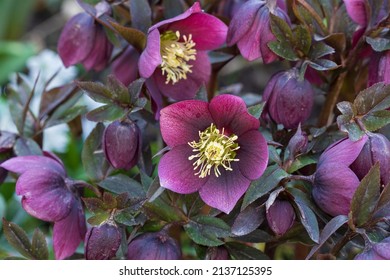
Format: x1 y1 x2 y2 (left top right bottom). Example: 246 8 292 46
127 231 181 260
266 199 295 236
206 246 229 260
262 68 314 129
351 132 390 186
112 46 140 86
85 223 121 260
103 120 141 170
286 124 308 161
368 51 390 86
355 237 390 260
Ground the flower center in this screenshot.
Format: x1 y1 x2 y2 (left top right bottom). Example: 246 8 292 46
160 30 197 85
188 124 240 178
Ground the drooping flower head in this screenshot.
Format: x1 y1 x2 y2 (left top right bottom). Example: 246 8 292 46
0 154 86 259
355 237 390 260
139 2 228 103
266 199 296 236
158 94 269 213
312 136 368 216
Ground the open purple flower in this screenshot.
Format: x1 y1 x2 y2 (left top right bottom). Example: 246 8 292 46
313 136 368 216
158 94 269 213
139 2 227 104
0 154 86 259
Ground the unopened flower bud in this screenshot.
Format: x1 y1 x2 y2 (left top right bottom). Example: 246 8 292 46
127 231 181 260
85 223 121 260
355 237 390 260
262 68 314 129
286 124 308 161
206 246 229 260
266 199 295 236
103 120 141 170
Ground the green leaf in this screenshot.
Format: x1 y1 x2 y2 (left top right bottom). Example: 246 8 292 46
114 208 146 227
350 163 381 227
86 105 127 122
293 25 312 56
361 110 390 132
337 101 355 116
337 115 365 141
306 215 348 259
231 229 273 243
87 212 110 226
39 84 79 119
268 41 299 61
128 78 145 105
309 41 335 59
354 83 390 115
374 182 390 219
366 37 390 52
98 174 145 199
13 137 42 156
77 81 113 104
109 21 146 52
287 154 317 173
309 59 339 71
2 218 34 259
269 13 293 42
247 102 265 119
208 51 234 64
242 165 289 210
129 0 151 33
106 75 131 104
81 123 110 181
162 0 185 19
225 242 269 260
184 216 230 246
31 228 48 260
45 105 87 128
82 197 107 214
231 205 264 236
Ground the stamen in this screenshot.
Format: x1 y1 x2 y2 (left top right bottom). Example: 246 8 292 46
160 30 197 85
188 124 240 178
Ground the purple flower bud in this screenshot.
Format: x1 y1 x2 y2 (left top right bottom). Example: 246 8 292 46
85 223 121 260
206 246 229 260
262 68 314 129
112 46 140 86
127 231 181 260
103 120 141 170
227 0 290 62
368 51 390 86
350 132 390 186
355 237 390 260
286 124 308 161
343 0 368 27
266 199 295 236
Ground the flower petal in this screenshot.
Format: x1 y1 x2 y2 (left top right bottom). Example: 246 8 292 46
313 164 360 216
199 164 250 213
1 155 65 176
237 130 268 180
53 200 86 260
158 145 207 194
17 169 74 222
166 13 228 50
112 46 140 86
154 51 211 100
160 99 212 147
209 94 260 136
139 28 162 78
343 0 368 26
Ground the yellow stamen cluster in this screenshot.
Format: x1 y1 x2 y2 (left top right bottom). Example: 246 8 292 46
188 124 240 178
160 30 197 85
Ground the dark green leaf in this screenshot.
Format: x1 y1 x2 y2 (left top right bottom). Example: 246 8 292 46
129 0 151 33
374 182 390 219
309 41 335 59
114 208 146 227
350 163 381 227
87 212 110 226
107 75 131 104
361 110 390 132
231 229 273 243
31 228 48 260
231 205 264 236
322 33 346 53
208 51 234 64
225 242 269 260
163 0 185 19
354 83 390 115
337 115 365 141
268 41 299 61
77 81 113 104
269 13 293 42
82 197 107 213
45 105 87 128
2 218 34 259
128 78 145 105
184 216 230 246
242 165 289 210
39 84 79 119
306 215 348 259
13 137 42 156
110 21 146 52
248 102 265 119
287 154 317 173
309 59 339 71
103 192 117 209
98 174 145 199
337 101 355 116
293 25 312 56
86 105 127 122
366 37 390 52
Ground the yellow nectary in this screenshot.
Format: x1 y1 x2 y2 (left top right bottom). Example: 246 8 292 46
160 30 197 85
188 124 240 178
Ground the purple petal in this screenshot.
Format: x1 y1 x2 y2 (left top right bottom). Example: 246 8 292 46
139 28 162 78
209 94 260 136
166 13 227 51
17 170 74 222
53 200 86 260
112 46 140 86
343 0 368 26
320 136 368 167
355 249 385 260
153 51 211 100
313 164 360 216
160 99 212 147
237 130 268 180
199 164 250 213
1 156 65 176
58 13 95 67
158 145 207 194
374 237 390 259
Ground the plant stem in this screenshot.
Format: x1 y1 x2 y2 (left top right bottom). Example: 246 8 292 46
331 232 358 257
207 70 218 101
289 174 315 183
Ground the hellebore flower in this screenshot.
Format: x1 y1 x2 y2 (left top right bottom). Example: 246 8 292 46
312 136 368 216
103 120 141 170
58 9 113 71
262 68 314 129
112 46 140 86
127 231 181 260
138 2 227 103
85 223 121 260
266 199 295 236
227 0 290 62
368 51 390 86
355 237 390 260
0 154 86 259
158 94 269 213
350 132 390 186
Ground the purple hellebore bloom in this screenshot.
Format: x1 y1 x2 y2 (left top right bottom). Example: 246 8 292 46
127 231 181 260
355 237 390 260
0 154 86 259
266 199 295 236
58 11 113 71
312 136 368 216
112 46 140 86
227 0 290 62
158 94 269 213
368 51 390 86
138 2 228 104
85 223 122 260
